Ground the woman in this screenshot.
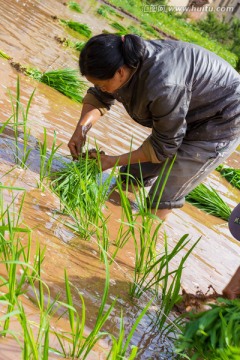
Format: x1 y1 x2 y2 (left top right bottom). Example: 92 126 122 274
68 33 240 221
68 33 240 298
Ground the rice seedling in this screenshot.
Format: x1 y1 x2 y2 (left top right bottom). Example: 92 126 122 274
0 49 11 60
52 248 114 359
156 236 200 331
115 156 175 283
114 155 200 332
175 297 240 359
67 1 82 13
110 22 128 35
73 40 86 51
97 6 108 18
50 153 99 212
186 183 231 221
97 5 118 18
127 25 143 37
16 300 50 360
27 67 86 103
216 165 240 190
50 148 117 248
0 184 43 332
59 19 92 38
7 77 35 168
38 128 62 190
0 115 14 136
107 300 152 359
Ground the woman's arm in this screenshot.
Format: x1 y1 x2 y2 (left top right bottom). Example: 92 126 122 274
68 87 115 159
90 145 154 171
68 103 101 159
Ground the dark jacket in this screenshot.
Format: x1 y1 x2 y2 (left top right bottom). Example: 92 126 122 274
83 39 240 162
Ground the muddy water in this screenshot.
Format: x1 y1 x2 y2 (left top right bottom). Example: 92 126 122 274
0 0 239 359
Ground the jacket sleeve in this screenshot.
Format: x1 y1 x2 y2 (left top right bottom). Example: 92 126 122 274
83 87 115 115
141 84 191 163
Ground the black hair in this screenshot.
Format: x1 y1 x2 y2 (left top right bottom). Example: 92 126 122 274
79 34 145 80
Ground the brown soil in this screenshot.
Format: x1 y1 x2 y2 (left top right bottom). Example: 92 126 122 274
175 285 222 313
51 15 58 20
9 61 27 74
54 35 68 44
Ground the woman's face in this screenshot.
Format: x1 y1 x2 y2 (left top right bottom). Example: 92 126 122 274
86 66 127 94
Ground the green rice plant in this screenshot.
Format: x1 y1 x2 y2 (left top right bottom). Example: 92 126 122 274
50 154 99 212
127 25 143 37
0 49 11 60
16 300 50 360
175 298 240 359
27 67 86 103
38 128 62 190
114 155 200 331
60 19 92 38
15 275 56 360
216 165 240 190
53 247 152 359
97 4 118 18
97 6 108 18
107 300 152 359
16 252 60 359
0 184 44 332
67 1 82 13
50 148 117 254
0 184 58 358
0 115 14 135
116 156 175 282
73 40 86 51
7 77 35 168
110 22 128 35
156 236 200 331
52 248 115 359
186 183 231 221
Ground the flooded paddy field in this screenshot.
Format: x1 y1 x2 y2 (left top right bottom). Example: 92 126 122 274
0 0 239 359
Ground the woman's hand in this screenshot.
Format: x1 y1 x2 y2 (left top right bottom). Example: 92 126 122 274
89 152 116 171
89 146 151 172
68 124 91 159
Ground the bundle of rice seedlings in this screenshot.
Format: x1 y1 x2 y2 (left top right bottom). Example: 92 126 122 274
26 68 86 103
97 6 108 18
127 25 143 37
216 165 240 190
60 19 92 38
175 298 240 359
97 5 118 18
73 41 86 51
186 183 231 221
0 49 11 60
50 154 99 212
110 22 128 35
67 1 82 13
